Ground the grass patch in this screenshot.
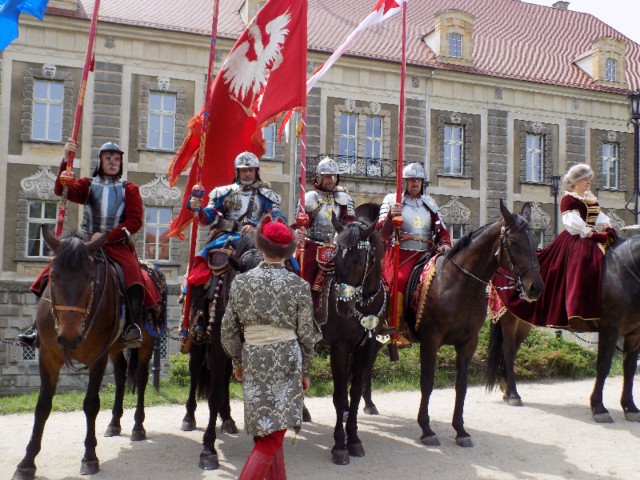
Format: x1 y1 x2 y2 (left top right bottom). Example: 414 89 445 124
0 322 624 415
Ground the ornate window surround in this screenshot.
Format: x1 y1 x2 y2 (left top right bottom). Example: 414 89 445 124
333 99 392 161
595 130 627 192
518 120 553 186
439 196 471 241
437 112 473 179
138 78 186 153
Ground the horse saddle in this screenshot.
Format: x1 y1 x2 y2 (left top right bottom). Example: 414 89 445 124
404 252 434 333
312 244 336 292
207 246 234 274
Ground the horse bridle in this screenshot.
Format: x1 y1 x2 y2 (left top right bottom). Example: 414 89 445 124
495 225 540 298
45 279 96 335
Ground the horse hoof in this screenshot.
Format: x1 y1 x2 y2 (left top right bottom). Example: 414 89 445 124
331 449 350 465
181 419 196 431
348 442 365 457
302 408 312 423
593 412 614 423
80 459 100 475
199 453 220 470
104 425 122 437
507 397 523 407
221 419 239 434
131 428 147 441
456 436 474 448
624 411 640 422
364 405 379 415
12 467 36 480
420 435 440 446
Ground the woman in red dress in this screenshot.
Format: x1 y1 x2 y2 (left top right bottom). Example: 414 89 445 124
493 163 616 330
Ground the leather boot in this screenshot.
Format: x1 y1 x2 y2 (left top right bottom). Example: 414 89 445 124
237 449 274 480
123 286 143 347
17 327 39 348
268 446 287 480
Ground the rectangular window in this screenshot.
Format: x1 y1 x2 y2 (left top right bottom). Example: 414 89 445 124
450 224 466 243
143 207 172 261
525 134 544 183
262 124 276 159
365 116 383 176
26 201 57 257
32 79 63 141
339 113 358 174
602 143 618 189
605 58 617 82
444 124 464 175
148 92 176 150
448 33 462 58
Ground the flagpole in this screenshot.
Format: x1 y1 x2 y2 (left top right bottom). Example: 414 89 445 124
296 109 309 276
182 0 220 337
389 1 408 362
55 0 101 238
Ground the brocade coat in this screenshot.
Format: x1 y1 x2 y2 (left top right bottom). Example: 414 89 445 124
221 262 320 437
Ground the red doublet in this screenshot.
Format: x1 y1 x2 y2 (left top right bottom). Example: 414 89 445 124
493 194 605 330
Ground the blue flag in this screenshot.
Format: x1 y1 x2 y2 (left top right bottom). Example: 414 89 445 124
0 0 50 51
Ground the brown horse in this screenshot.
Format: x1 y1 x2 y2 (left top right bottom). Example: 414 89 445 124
412 200 543 447
13 227 166 480
486 234 640 423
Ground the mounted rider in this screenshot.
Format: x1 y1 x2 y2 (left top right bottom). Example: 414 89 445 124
295 156 355 296
20 139 161 347
377 162 452 346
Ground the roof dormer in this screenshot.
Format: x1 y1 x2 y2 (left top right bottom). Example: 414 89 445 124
425 9 475 68
574 36 627 88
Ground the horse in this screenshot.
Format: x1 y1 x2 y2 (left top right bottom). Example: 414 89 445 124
486 233 640 423
180 232 259 470
322 214 386 465
411 200 543 447
13 227 167 480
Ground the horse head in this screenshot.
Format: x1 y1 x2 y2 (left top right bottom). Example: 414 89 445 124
333 215 380 318
498 199 544 301
42 226 107 350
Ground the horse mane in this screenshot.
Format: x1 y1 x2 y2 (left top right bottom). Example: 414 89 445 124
335 221 384 274
232 231 257 259
355 202 380 225
55 233 89 270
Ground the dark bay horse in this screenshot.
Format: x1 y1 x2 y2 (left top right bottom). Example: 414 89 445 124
13 227 167 480
180 233 259 470
323 215 386 465
412 200 543 447
486 234 640 423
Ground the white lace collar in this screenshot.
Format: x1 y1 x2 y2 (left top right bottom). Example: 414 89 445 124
565 190 597 204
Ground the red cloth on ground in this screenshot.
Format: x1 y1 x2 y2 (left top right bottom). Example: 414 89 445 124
254 429 286 455
493 194 605 329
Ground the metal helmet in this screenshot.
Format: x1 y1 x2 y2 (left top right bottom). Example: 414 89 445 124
94 141 124 177
316 157 340 176
402 162 426 179
234 151 260 169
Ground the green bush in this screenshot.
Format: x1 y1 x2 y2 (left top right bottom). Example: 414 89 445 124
167 352 190 387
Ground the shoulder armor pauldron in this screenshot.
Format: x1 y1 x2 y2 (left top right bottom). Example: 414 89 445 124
259 186 281 204
209 183 236 200
421 195 440 214
334 191 352 206
305 191 320 211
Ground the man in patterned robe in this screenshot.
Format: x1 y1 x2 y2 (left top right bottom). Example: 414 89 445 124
222 216 320 479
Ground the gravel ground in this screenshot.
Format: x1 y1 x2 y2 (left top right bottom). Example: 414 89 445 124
2 376 639 479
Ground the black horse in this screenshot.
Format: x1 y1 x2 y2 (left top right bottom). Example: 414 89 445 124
180 233 258 470
486 233 640 423
411 201 543 447
322 215 386 465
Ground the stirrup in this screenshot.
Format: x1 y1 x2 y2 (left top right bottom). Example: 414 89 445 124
123 324 142 347
17 328 39 348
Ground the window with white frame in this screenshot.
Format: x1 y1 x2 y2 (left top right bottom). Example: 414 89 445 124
143 207 172 261
605 58 617 82
26 201 57 257
449 224 466 243
365 116 383 161
262 124 276 159
32 79 63 142
525 134 544 183
448 33 463 58
339 113 358 159
148 92 176 150
602 142 618 189
444 124 464 175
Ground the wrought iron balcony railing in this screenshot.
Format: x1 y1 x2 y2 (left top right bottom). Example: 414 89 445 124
306 154 397 179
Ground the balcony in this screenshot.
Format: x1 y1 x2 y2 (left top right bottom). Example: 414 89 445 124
307 154 397 179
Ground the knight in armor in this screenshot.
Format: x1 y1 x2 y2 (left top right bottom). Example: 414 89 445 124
491 163 616 330
295 157 355 294
19 139 151 347
377 162 452 346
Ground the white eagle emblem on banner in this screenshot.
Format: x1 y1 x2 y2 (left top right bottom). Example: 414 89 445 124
221 10 291 117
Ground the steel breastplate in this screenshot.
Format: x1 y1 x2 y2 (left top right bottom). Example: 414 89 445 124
82 177 126 236
223 188 262 222
398 198 432 251
309 193 343 243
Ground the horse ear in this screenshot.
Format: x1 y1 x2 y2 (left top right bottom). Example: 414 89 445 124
331 211 344 234
41 225 61 253
520 202 533 223
85 231 109 254
499 198 515 226
360 219 376 241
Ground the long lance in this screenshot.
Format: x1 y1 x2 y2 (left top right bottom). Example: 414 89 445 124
296 109 309 277
55 0 101 238
182 0 220 335
389 2 408 361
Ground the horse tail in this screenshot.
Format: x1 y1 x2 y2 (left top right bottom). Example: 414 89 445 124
195 344 212 400
126 348 140 394
485 319 506 392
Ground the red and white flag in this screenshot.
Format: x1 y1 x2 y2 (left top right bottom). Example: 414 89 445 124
168 0 307 238
306 0 407 92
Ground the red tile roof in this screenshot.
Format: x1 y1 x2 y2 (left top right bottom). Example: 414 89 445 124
50 0 638 93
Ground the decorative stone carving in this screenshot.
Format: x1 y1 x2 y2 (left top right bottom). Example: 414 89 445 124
139 174 182 207
495 86 503 100
157 76 171 92
344 98 356 113
450 112 461 125
531 121 543 134
411 76 420 88
41 64 56 79
440 196 471 225
606 209 625 230
105 35 115 49
20 166 57 201
607 131 618 142
529 202 551 231
369 101 381 115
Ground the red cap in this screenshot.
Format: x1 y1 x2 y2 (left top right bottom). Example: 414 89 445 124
261 219 294 245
